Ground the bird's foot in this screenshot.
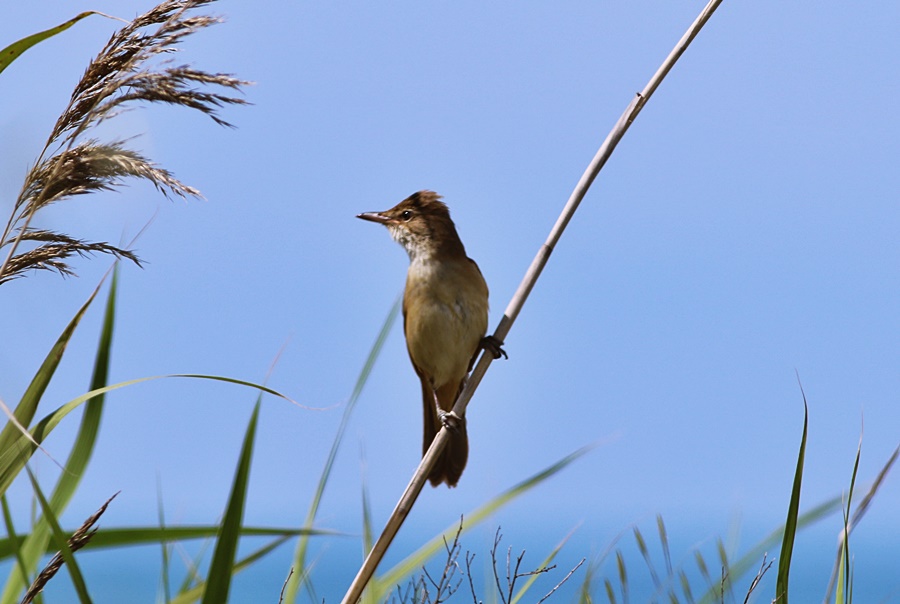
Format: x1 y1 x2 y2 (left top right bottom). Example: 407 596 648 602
480 335 508 360
438 409 464 432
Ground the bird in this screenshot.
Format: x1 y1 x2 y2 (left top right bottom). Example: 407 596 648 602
357 190 503 487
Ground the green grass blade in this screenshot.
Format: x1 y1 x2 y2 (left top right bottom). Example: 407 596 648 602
24 469 91 603
695 551 711 590
177 539 210 596
201 401 260 604
835 546 846 604
835 432 861 604
373 446 592 598
0 526 326 558
0 280 104 495
157 477 171 604
657 515 672 577
775 392 809 604
633 526 661 591
0 12 111 75
825 445 898 601
70 267 116 477
360 459 376 604
678 569 694 603
0 373 295 501
696 493 841 604
0 496 29 593
167 535 292 604
603 578 616 604
1 273 116 601
581 526 629 604
283 296 400 604
615 550 628 603
361 482 373 559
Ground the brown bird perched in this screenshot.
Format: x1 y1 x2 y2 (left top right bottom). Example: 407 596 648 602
358 191 503 487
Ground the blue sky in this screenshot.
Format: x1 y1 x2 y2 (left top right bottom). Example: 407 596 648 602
1 0 898 600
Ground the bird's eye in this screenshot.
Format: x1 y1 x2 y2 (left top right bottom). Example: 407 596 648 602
400 210 413 221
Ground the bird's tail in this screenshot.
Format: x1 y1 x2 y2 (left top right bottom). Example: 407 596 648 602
421 380 468 487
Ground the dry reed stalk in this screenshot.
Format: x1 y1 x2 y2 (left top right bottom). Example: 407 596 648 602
341 1 725 602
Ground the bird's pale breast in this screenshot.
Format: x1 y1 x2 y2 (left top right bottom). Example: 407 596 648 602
404 256 488 388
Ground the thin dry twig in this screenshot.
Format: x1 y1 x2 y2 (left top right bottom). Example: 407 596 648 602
464 552 479 604
0 0 248 285
489 528 556 604
388 520 465 604
421 535 463 604
742 554 773 604
20 492 118 604
339 2 725 602
388 577 423 604
486 528 583 604
537 557 585 604
491 530 507 604
279 568 294 604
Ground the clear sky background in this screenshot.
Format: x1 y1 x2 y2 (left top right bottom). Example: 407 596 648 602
1 0 898 601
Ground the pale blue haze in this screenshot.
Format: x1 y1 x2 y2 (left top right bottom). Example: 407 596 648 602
1 0 898 601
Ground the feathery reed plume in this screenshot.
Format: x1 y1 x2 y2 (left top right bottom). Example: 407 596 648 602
0 0 248 285
20 493 118 604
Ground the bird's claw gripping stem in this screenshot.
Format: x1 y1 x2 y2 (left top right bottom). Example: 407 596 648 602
480 335 508 360
438 409 464 432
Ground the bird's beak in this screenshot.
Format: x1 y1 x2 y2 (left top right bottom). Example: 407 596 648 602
357 211 391 225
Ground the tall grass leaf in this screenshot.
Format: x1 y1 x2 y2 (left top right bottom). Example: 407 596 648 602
0 526 320 557
157 476 171 604
0 373 295 499
24 468 91 603
0 12 112 75
835 546 846 604
373 446 592 598
696 493 841 604
283 296 400 604
695 551 711 589
847 560 854 604
360 460 376 604
0 279 104 495
0 271 117 601
361 482 373 559
657 515 672 577
835 432 861 604
632 526 660 590
824 445 898 601
177 537 211 596
582 525 627 603
0 496 29 593
603 578 616 604
0 400 55 474
615 550 628 604
678 569 694 603
169 535 293 604
775 393 809 604
201 401 260 604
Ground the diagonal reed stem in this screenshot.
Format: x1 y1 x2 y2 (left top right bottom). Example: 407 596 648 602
341 1 724 601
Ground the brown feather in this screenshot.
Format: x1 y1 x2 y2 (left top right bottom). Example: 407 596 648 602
366 191 488 487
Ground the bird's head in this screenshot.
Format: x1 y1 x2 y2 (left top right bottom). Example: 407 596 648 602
357 190 465 261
